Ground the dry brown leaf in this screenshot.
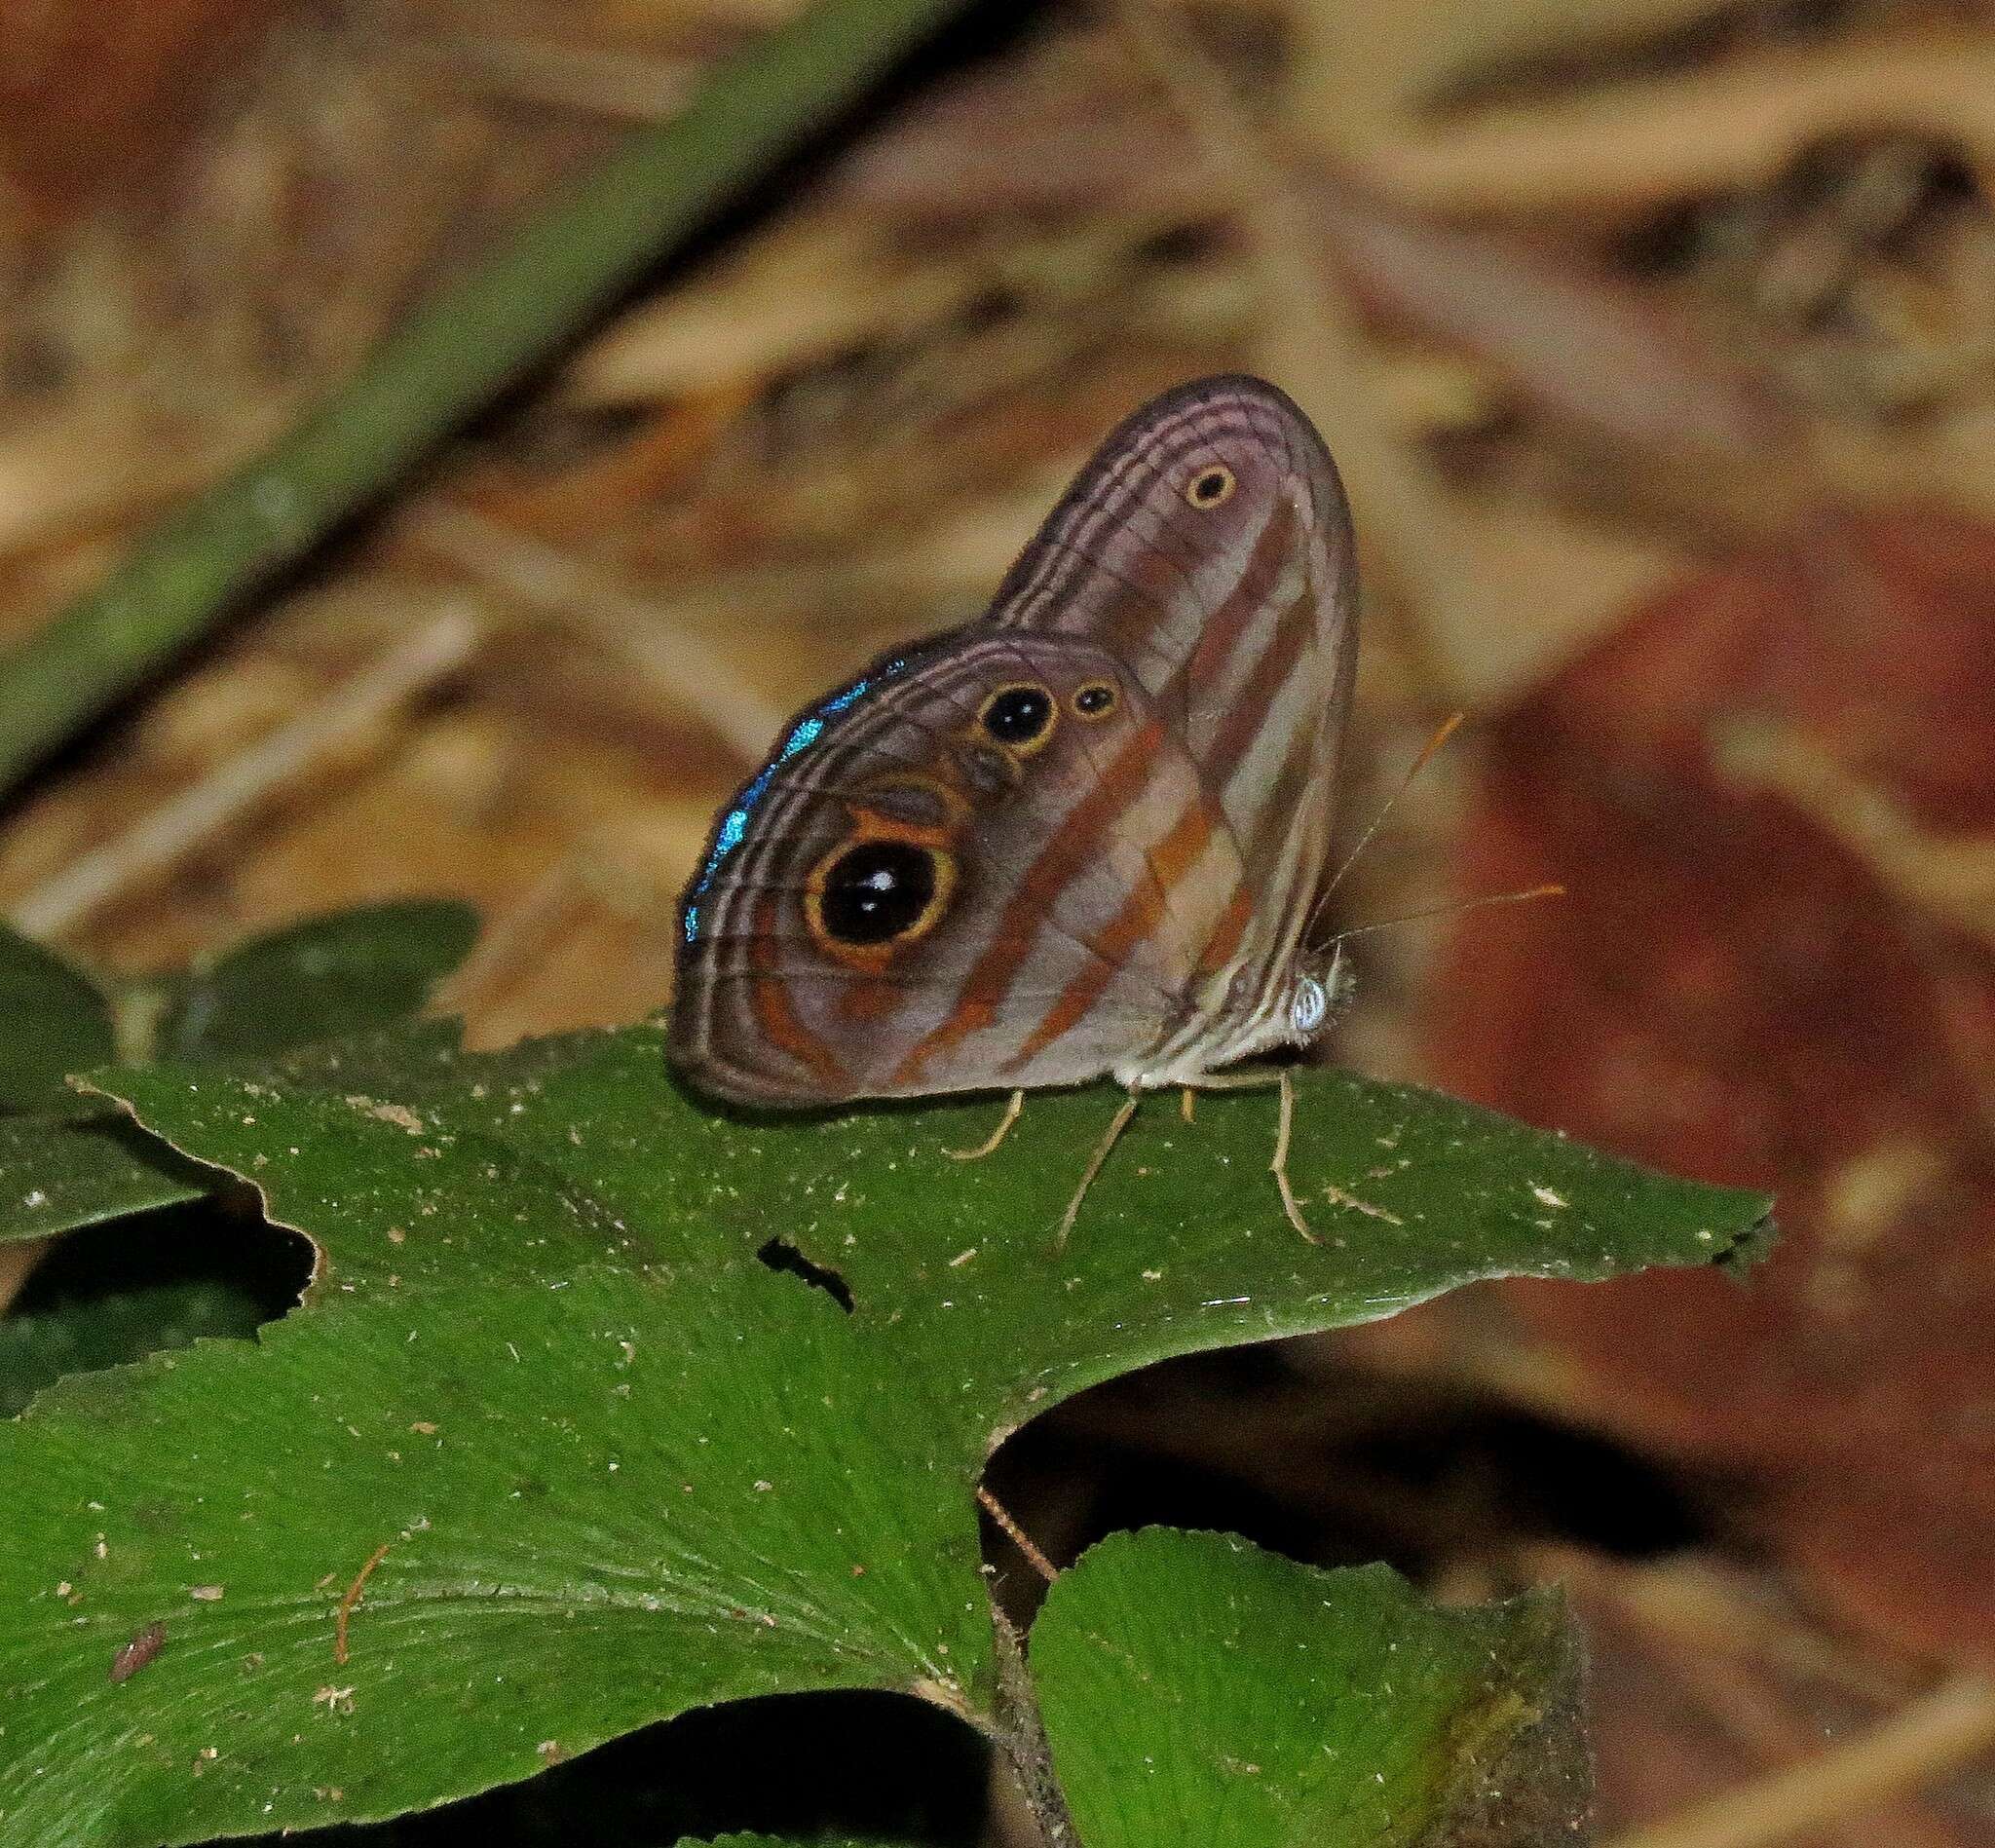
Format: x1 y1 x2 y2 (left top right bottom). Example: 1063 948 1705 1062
1426 509 1995 1661
0 0 288 221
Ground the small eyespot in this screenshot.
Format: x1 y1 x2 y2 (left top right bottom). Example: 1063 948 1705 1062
1186 464 1235 509
953 739 1022 796
817 842 939 946
1073 682 1117 719
980 683 1056 750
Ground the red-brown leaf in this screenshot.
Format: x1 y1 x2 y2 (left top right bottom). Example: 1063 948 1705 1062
1428 509 1995 1658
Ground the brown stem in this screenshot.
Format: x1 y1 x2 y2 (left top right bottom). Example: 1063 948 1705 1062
989 1606 1080 1848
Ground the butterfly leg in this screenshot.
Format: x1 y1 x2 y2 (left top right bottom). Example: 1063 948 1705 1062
1180 1087 1195 1124
1185 1068 1320 1244
1057 1086 1142 1248
945 1088 1026 1162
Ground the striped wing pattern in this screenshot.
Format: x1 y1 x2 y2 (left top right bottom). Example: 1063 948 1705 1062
670 375 1358 1106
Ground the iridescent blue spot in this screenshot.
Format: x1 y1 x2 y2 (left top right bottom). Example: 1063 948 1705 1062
692 807 749 899
684 653 913 924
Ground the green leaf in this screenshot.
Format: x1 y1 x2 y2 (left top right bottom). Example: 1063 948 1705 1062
0 907 477 1249
0 1022 1768 1846
156 899 479 1061
0 1113 207 1246
0 925 114 1113
1032 1530 1586 1848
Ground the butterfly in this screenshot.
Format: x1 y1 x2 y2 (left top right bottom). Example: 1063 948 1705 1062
669 374 1359 1241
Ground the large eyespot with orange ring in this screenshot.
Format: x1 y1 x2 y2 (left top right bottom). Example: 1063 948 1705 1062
1184 463 1235 509
978 682 1057 754
1072 680 1117 721
806 835 955 964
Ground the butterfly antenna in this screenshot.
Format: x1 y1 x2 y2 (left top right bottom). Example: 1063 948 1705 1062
1306 711 1464 941
1328 883 1565 946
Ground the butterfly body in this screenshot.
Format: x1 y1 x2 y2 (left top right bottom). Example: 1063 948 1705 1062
670 375 1358 1123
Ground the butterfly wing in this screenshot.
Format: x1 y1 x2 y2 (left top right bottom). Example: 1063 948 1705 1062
992 374 1359 1075
670 374 1357 1105
671 629 1239 1103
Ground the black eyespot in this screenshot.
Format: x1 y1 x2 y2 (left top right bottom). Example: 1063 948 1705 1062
1186 464 1235 509
1073 682 1116 718
980 684 1055 747
819 842 937 945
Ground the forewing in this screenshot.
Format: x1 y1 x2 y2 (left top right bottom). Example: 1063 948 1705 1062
993 375 1359 1011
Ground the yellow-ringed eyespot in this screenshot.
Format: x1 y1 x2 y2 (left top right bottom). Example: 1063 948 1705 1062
978 682 1057 754
1185 464 1235 509
805 828 956 966
1072 681 1117 720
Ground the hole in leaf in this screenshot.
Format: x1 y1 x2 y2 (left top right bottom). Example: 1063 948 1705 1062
2 1197 314 1415
755 1236 853 1312
245 1688 988 1846
977 1345 1713 1622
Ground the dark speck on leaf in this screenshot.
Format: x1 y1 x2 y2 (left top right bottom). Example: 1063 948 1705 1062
110 1620 167 1682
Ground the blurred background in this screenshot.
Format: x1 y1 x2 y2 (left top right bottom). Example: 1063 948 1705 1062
1 1 1992 1842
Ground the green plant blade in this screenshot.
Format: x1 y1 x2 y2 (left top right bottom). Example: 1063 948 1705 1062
1032 1529 1586 1848
0 1113 207 1245
0 907 476 1248
155 899 479 1061
0 923 197 1247
2 1263 987 1848
169 1022 1762 1441
0 925 114 1113
0 1021 1769 1845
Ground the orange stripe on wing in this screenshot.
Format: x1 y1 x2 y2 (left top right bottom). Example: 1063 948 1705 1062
1180 501 1295 690
1197 569 1315 797
749 893 848 1093
1191 880 1254 982
1003 797 1216 1072
1172 704 1311 1023
892 716 1167 1087
836 974 904 1025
